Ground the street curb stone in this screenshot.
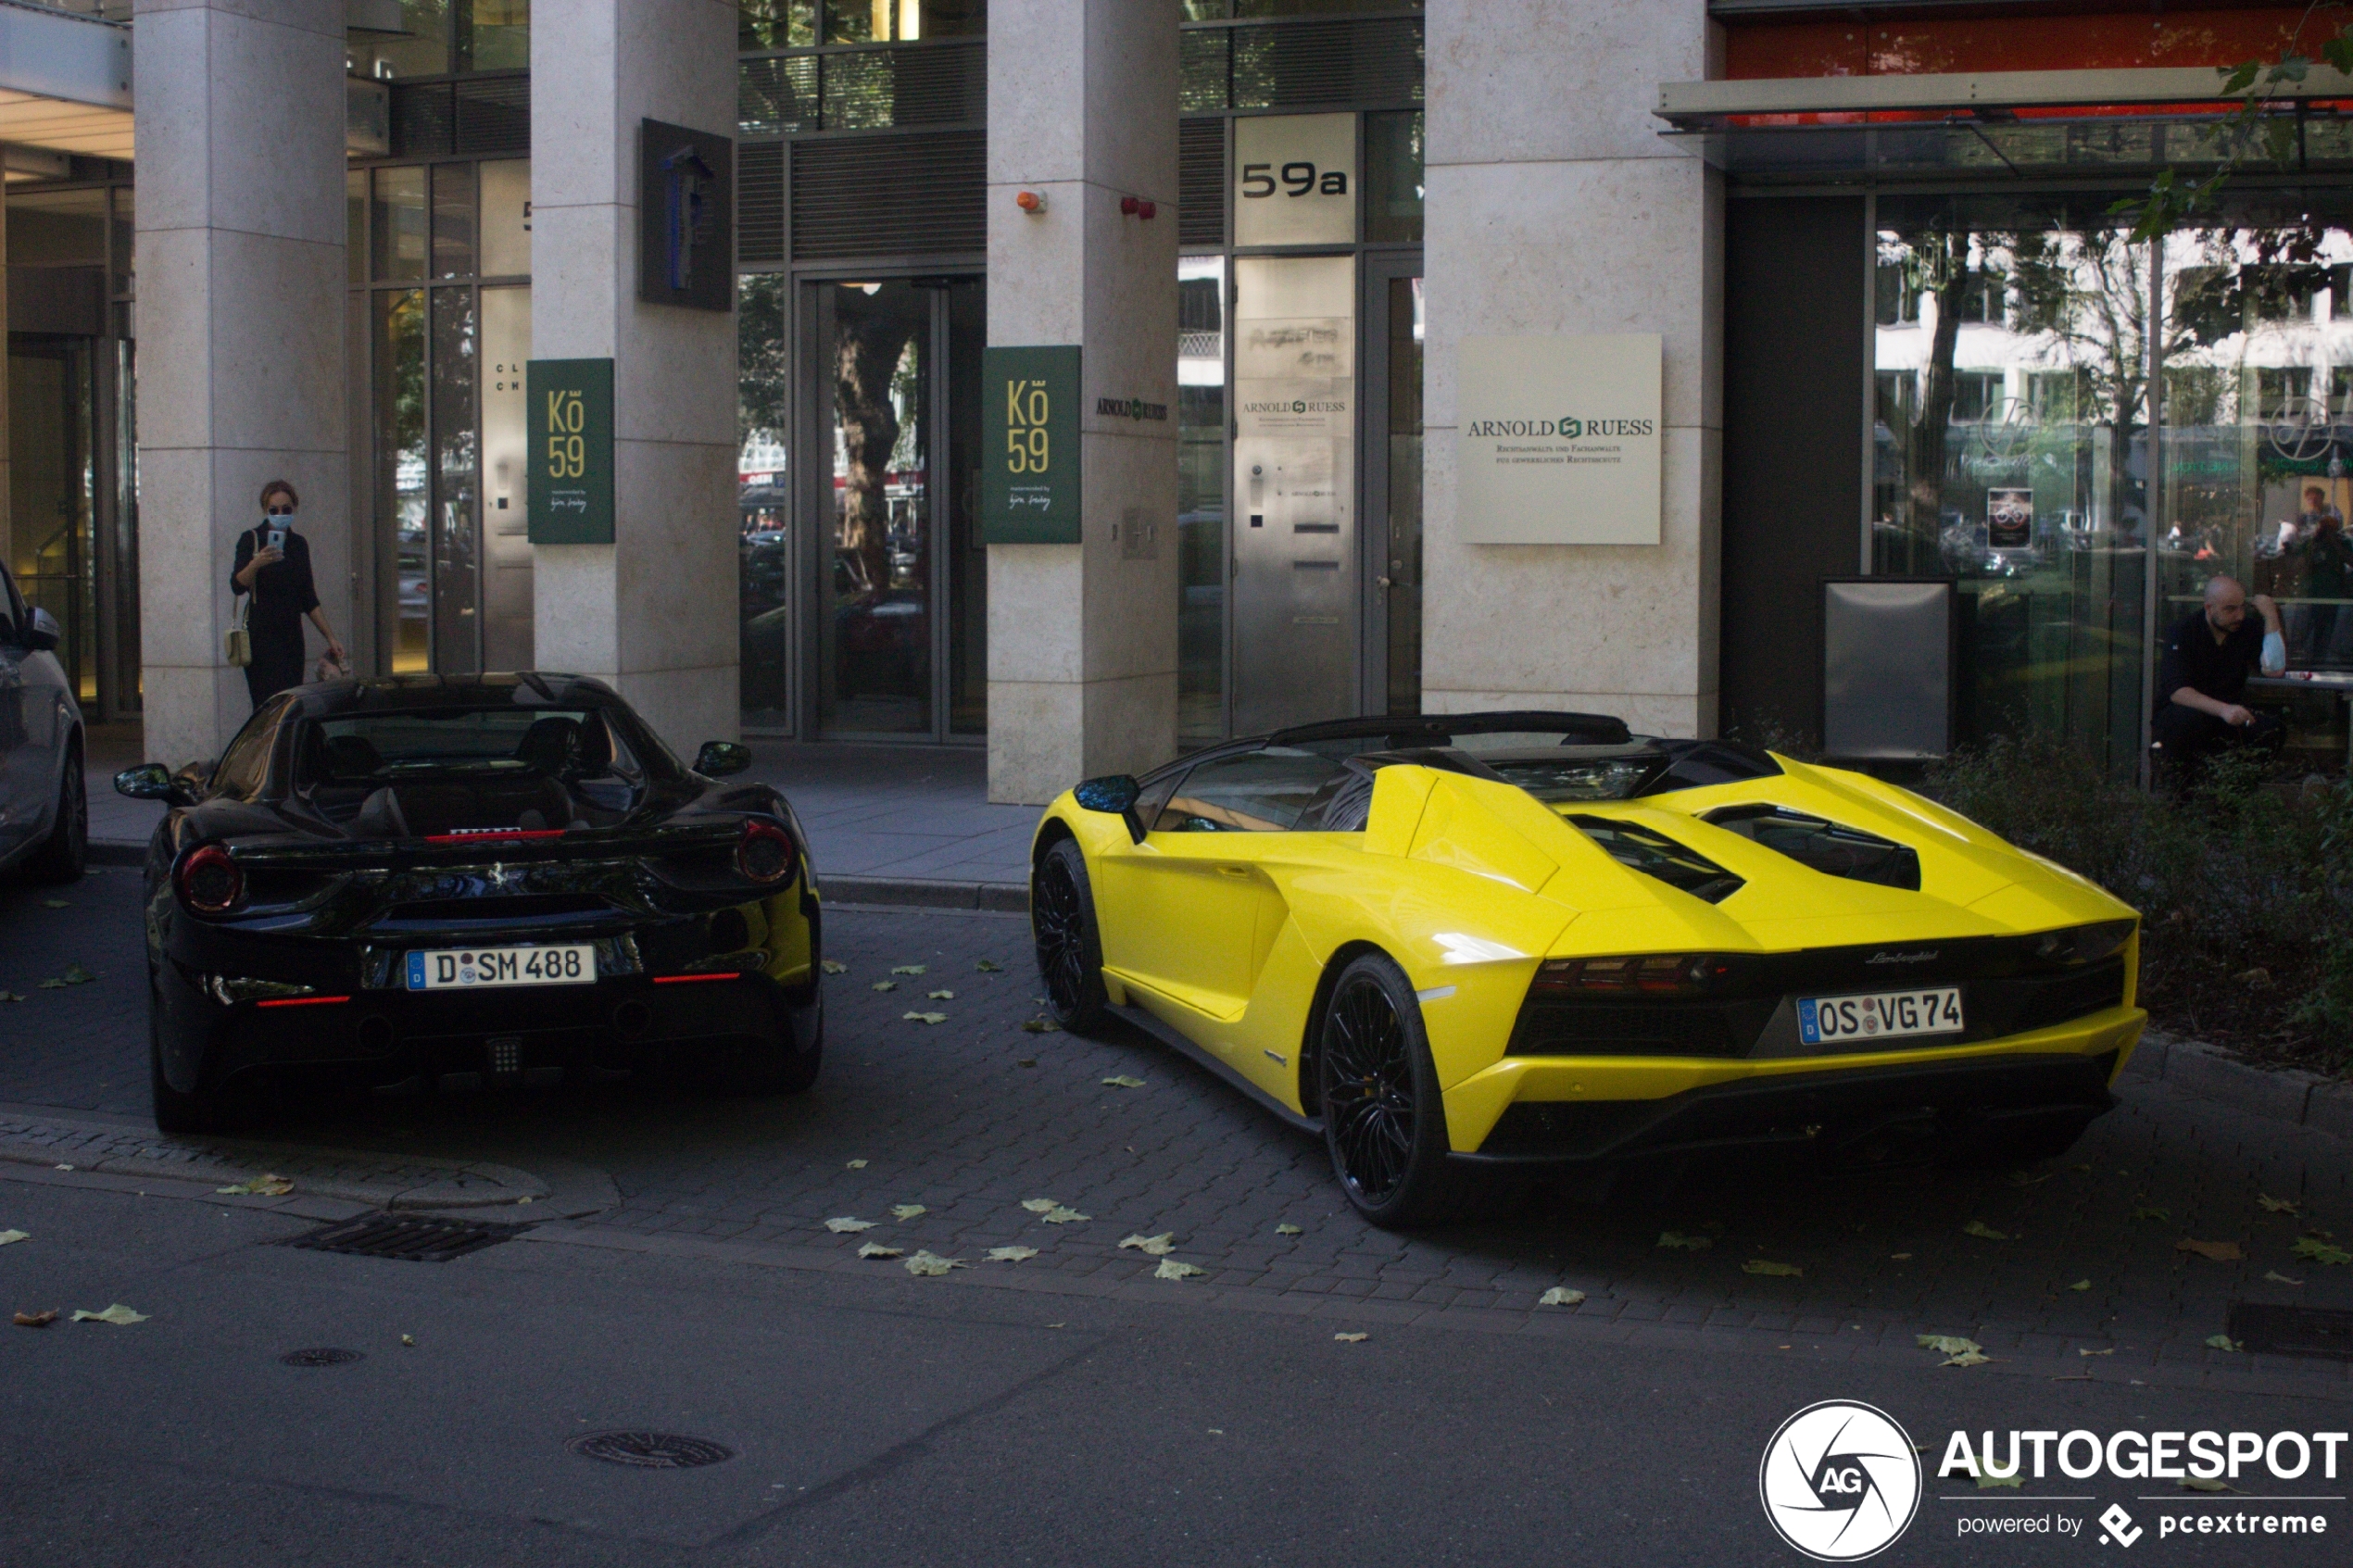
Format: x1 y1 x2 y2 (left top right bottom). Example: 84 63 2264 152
823 873 1027 913
2129 1026 2341 1140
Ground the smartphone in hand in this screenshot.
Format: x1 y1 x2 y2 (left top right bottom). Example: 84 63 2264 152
266 525 288 553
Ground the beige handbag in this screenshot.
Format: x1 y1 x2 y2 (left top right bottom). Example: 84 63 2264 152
224 533 254 667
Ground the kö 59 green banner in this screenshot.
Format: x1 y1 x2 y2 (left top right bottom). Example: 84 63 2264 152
981 345 1080 545
527 358 615 545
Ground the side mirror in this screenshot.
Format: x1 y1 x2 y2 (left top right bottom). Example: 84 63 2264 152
1075 775 1141 814
695 741 752 778
117 762 201 809
22 607 61 653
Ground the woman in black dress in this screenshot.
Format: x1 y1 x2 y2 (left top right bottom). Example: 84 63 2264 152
231 480 346 710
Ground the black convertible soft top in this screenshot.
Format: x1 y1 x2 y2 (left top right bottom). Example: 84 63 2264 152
1267 709 1632 749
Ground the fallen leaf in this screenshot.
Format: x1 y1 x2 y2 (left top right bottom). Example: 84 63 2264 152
2233 967 2271 987
0 1230 27 1247
904 1250 965 1276
1977 1470 2022 1488
903 1012 948 1024
2182 1476 2241 1494
1943 1351 1993 1368
872 981 897 992
2291 1236 2352 1266
516 1197 534 1205
2258 1194 2300 1215
13 1309 57 1328
1743 1260 1802 1277
889 1204 927 1221
2130 1207 2171 1223
1962 1221 2009 1241
1918 1335 1983 1356
1538 1287 1586 1307
2265 1270 2306 1286
1657 1231 1713 1251
2069 1278 2093 1291
891 965 927 976
1016 1057 1038 1067
857 1241 903 1260
1333 1332 1368 1343
2071 1162 2093 1172
400 1334 416 1347
2206 1334 2242 1352
70 1303 146 1325
0 991 22 1003
928 989 955 999
2007 1170 2055 1187
1101 1075 1146 1088
52 1164 69 1173
61 963 94 985
846 1159 868 1169
2079 1348 2113 1356
1119 1233 1177 1256
1890 1252 1913 1261
1020 1198 1061 1213
37 980 66 990
986 1246 1038 1262
1276 1223 1303 1236
820 960 849 974
1154 1259 1205 1281
2176 1237 2245 1262
824 1217 876 1234
215 1173 293 1197
1039 1205 1088 1224
975 960 1004 972
41 899 69 909
1021 1018 1062 1034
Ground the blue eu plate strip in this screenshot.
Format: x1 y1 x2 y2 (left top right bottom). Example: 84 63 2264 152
406 952 425 991
1797 997 1820 1046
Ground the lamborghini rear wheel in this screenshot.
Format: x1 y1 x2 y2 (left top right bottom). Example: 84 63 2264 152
1033 837 1109 1032
1318 953 1478 1229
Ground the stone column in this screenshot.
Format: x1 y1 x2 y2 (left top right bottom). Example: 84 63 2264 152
133 0 349 765
985 0 1180 805
0 193 11 574
1421 1 1723 737
530 0 739 758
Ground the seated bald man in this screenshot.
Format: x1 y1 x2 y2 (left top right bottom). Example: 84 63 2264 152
2151 574 2287 785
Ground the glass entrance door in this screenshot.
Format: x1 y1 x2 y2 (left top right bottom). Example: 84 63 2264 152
799 277 983 739
1362 257 1423 715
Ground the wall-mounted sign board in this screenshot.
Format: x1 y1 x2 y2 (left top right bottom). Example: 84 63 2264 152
526 358 615 545
1456 334 1663 545
1234 112 1357 248
637 118 733 311
981 345 1081 544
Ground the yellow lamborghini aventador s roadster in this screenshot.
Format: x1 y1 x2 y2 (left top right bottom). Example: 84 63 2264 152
1028 711 2144 1228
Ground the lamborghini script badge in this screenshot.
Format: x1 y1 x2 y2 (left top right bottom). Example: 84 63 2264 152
1865 950 1938 965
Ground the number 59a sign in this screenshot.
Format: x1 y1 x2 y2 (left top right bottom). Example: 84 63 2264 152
981 345 1081 545
527 358 615 545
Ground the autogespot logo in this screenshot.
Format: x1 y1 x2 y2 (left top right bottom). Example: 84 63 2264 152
1759 1401 1923 1562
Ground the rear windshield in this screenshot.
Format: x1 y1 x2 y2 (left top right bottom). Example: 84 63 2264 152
293 706 663 790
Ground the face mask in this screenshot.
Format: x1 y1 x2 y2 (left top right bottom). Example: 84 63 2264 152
266 511 295 526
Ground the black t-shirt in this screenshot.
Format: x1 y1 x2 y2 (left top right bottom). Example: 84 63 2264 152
2157 609 2266 706
230 527 321 645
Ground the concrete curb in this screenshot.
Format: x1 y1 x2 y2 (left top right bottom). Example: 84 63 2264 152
823 874 1028 913
2123 1028 2351 1141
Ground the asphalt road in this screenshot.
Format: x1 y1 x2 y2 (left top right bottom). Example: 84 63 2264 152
3 871 2350 1565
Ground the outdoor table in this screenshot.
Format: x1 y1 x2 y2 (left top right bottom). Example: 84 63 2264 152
2247 671 2353 769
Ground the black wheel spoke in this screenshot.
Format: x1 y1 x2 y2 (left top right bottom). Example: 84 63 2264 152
1321 973 1417 1204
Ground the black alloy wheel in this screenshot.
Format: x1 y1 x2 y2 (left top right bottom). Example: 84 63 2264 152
1032 837 1108 1031
148 971 225 1135
1317 953 1477 1229
26 739 86 884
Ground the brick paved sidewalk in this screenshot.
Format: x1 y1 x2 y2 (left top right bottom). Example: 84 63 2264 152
5 873 2347 1388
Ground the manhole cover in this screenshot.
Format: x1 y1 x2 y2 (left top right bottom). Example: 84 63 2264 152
567 1431 736 1470
2228 1303 2353 1361
282 1212 529 1263
280 1347 366 1368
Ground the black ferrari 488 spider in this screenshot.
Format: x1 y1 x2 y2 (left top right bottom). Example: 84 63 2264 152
115 673 824 1131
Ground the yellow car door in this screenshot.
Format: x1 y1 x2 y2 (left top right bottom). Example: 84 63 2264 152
1094 747 1351 1027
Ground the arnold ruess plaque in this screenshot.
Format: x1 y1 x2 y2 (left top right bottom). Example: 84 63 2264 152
981 345 1082 545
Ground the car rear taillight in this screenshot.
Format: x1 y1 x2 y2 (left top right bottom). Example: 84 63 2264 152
736 820 797 884
1533 954 1733 997
177 845 244 914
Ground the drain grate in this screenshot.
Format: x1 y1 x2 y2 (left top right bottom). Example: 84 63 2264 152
567 1431 736 1470
281 1212 530 1263
280 1347 366 1368
2228 1303 2353 1361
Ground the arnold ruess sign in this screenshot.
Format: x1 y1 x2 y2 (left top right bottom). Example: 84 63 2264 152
1456 334 1663 545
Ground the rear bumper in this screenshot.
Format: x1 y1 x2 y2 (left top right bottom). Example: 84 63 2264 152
1450 1007 2143 1166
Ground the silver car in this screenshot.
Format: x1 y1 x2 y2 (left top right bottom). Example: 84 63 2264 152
0 562 86 884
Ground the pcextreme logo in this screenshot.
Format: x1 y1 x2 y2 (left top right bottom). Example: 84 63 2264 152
1758 1400 1923 1561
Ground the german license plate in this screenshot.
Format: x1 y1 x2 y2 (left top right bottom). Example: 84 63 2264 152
406 944 596 991
1798 986 1963 1047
